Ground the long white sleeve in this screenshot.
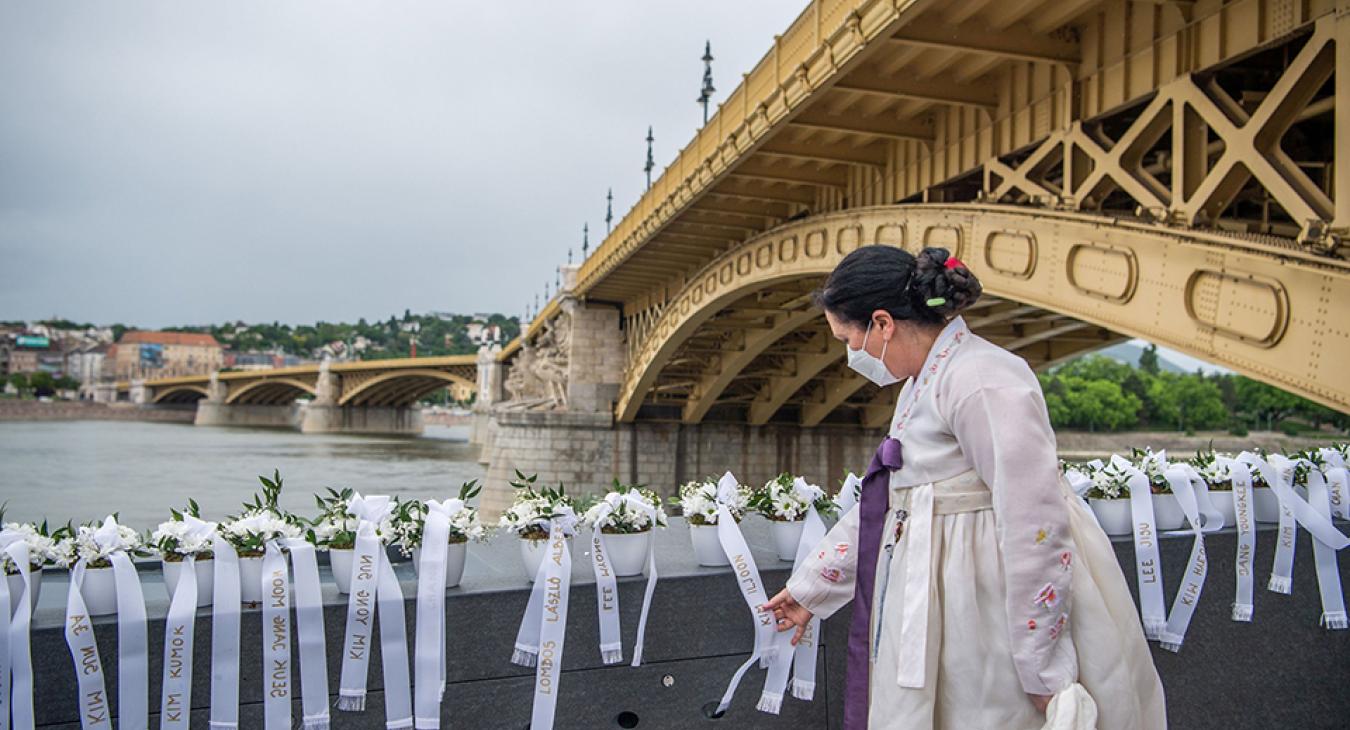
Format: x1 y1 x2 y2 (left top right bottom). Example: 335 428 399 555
785 506 861 621
948 374 1078 696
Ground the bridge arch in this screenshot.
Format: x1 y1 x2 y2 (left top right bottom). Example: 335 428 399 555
226 377 318 406
338 369 476 408
151 384 210 404
616 204 1349 424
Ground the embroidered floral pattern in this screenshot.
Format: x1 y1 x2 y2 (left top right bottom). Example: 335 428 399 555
1032 583 1059 610
1027 619 1037 631
1034 528 1049 545
892 325 966 438
1048 613 1068 640
835 542 850 559
1060 552 1073 571
820 567 844 583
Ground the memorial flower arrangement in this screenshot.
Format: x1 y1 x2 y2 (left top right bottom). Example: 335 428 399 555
74 514 145 568
220 469 305 558
582 481 668 535
1084 459 1131 499
673 476 750 525
151 499 218 560
500 471 577 540
0 515 71 572
1188 446 1238 490
307 486 367 550
1131 447 1172 493
749 473 836 522
391 481 489 556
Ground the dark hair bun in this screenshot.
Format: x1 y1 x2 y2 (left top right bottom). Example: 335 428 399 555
911 248 982 316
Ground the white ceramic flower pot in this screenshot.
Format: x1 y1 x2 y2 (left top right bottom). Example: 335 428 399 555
1253 487 1281 523
601 531 651 577
520 536 571 582
769 519 805 562
237 556 265 603
689 523 729 567
81 566 119 616
1151 493 1186 530
1090 498 1133 536
6 567 43 613
330 548 355 594
1208 488 1237 528
413 542 468 589
162 557 214 607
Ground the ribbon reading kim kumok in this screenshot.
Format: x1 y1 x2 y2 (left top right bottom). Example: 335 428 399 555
510 507 578 730
587 491 661 666
158 515 215 730
337 494 412 729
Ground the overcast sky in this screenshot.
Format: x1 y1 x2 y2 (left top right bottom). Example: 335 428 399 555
0 1 804 328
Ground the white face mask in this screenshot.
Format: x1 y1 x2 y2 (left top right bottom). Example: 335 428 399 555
845 319 900 387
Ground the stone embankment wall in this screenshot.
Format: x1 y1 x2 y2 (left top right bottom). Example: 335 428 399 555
0 399 195 423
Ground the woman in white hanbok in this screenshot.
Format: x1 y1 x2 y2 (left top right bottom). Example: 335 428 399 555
765 246 1166 729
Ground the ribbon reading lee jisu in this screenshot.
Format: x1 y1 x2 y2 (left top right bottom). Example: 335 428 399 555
587 492 661 666
1113 455 1166 639
1 536 35 730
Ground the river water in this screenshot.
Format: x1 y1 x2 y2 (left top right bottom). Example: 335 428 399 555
0 420 485 530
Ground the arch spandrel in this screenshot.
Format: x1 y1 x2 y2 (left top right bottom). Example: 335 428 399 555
615 204 1350 424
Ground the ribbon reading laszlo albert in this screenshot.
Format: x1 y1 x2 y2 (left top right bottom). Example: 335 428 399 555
510 509 578 730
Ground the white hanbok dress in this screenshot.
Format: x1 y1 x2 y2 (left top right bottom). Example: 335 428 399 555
786 317 1166 729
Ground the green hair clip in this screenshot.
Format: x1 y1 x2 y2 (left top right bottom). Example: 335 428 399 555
926 297 947 307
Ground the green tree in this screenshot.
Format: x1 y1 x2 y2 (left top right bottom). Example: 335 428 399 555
29 372 56 397
7 373 30 396
1138 344 1161 375
1233 376 1303 431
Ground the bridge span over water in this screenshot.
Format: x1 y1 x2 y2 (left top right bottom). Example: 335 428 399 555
117 0 1348 515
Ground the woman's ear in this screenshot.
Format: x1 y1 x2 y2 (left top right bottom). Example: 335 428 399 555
872 309 896 340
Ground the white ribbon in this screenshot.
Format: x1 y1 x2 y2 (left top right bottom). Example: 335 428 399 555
510 507 578 670
788 499 827 701
109 551 148 730
338 494 393 714
1063 468 1100 527
530 520 573 730
1299 465 1347 629
261 542 291 730
710 472 780 716
414 499 457 729
159 555 197 729
208 535 240 730
1113 455 1167 640
283 540 331 730
1221 457 1258 621
159 516 214 730
834 473 862 516
1319 448 1350 521
1158 463 1214 652
1261 454 1301 594
1 538 34 730
64 561 112 729
587 492 661 666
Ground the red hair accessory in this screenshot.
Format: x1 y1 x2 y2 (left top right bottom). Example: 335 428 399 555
944 257 965 270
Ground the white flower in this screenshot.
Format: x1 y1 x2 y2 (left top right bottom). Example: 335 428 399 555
1088 461 1131 500
584 490 667 534
74 515 142 564
756 475 827 521
0 522 65 570
499 494 576 537
390 498 487 556
676 479 748 525
221 509 302 548
151 515 218 557
1197 454 1233 484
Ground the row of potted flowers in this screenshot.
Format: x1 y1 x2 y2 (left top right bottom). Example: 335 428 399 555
1072 444 1349 535
1 468 845 617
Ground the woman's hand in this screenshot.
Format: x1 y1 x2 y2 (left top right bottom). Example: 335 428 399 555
1028 693 1052 714
762 588 814 646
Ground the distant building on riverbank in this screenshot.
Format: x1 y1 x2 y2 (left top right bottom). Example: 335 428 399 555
109 331 223 379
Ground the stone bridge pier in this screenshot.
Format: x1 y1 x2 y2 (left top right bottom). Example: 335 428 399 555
193 373 302 429
476 265 884 520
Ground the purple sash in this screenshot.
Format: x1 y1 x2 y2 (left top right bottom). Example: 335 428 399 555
844 437 903 729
